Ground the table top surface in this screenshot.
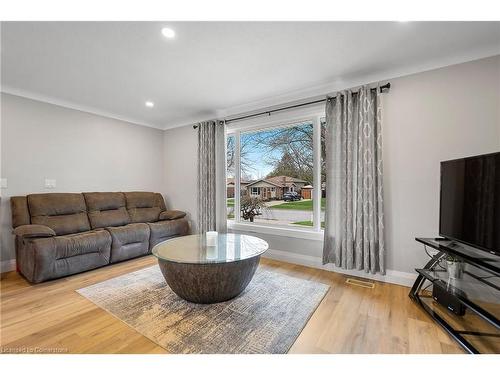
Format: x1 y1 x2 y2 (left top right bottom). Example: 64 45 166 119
152 233 269 264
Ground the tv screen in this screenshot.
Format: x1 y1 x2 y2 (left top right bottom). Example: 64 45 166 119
440 152 500 256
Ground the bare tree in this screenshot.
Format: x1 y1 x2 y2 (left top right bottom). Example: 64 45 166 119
226 135 256 178
249 122 326 182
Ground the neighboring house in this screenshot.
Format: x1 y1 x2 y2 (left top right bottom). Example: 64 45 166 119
226 177 250 198
246 179 282 199
246 176 309 200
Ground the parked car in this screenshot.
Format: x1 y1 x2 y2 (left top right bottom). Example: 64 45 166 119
283 192 301 202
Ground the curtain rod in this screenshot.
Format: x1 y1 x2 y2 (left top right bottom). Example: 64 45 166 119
193 82 390 129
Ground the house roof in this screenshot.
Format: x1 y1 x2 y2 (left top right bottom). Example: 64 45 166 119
246 175 309 188
230 175 310 189
246 179 283 188
265 176 308 187
226 177 250 185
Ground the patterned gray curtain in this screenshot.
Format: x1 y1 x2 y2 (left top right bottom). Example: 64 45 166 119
197 120 227 234
322 86 385 274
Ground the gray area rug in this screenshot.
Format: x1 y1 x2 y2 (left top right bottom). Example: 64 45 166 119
77 265 329 354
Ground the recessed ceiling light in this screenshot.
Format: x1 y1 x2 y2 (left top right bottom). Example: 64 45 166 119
161 27 175 39
145 101 154 108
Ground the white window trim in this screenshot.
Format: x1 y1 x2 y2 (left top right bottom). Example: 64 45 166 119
228 221 324 241
227 105 325 239
312 113 322 231
234 132 241 222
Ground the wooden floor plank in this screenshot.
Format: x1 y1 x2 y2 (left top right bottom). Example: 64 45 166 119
0 255 464 354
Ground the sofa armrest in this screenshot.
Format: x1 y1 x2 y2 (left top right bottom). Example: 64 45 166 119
159 210 187 221
13 224 56 239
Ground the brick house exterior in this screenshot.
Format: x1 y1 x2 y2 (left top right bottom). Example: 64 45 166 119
245 176 308 200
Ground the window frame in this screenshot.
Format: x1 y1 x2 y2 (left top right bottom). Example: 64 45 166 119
226 105 325 241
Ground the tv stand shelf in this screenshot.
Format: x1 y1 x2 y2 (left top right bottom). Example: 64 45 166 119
410 238 500 354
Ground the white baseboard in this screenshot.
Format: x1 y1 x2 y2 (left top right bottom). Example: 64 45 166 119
0 259 16 273
263 249 417 287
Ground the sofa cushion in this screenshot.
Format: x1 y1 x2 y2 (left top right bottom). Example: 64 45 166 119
28 193 90 235
124 192 166 223
20 230 111 283
84 192 131 229
106 223 150 263
148 218 190 250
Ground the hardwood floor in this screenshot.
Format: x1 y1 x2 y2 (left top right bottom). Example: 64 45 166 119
0 256 463 354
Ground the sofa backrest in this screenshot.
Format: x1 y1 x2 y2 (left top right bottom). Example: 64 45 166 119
124 192 166 223
10 191 168 235
83 192 131 229
28 193 91 235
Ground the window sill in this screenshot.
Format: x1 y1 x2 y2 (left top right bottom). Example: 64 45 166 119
228 221 324 241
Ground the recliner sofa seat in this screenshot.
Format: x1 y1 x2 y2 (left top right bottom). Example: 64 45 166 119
11 191 189 283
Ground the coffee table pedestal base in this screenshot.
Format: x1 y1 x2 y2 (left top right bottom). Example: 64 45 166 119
158 256 260 304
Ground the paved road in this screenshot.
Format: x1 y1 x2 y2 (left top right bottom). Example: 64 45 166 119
260 208 314 222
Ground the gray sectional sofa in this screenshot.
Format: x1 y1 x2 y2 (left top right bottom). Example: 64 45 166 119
10 191 190 283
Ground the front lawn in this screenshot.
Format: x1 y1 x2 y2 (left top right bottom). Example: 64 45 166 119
271 198 326 211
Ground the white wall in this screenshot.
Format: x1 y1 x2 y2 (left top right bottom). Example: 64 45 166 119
383 55 500 272
162 124 199 232
163 55 500 275
0 93 165 262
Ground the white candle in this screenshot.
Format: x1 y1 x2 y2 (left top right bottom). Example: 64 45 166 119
206 231 218 247
206 245 217 259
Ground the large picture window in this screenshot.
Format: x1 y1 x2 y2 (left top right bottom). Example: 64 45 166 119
227 112 325 236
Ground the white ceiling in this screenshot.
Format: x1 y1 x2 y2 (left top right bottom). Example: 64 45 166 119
2 21 500 129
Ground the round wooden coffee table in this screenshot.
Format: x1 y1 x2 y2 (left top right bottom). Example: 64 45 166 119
152 233 268 304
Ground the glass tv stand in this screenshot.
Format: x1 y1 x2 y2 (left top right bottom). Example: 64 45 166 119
410 238 500 354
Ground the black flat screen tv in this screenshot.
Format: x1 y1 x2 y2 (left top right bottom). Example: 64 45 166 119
440 152 500 256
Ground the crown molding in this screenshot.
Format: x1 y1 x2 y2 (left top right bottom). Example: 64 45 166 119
0 86 164 130
162 112 219 130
